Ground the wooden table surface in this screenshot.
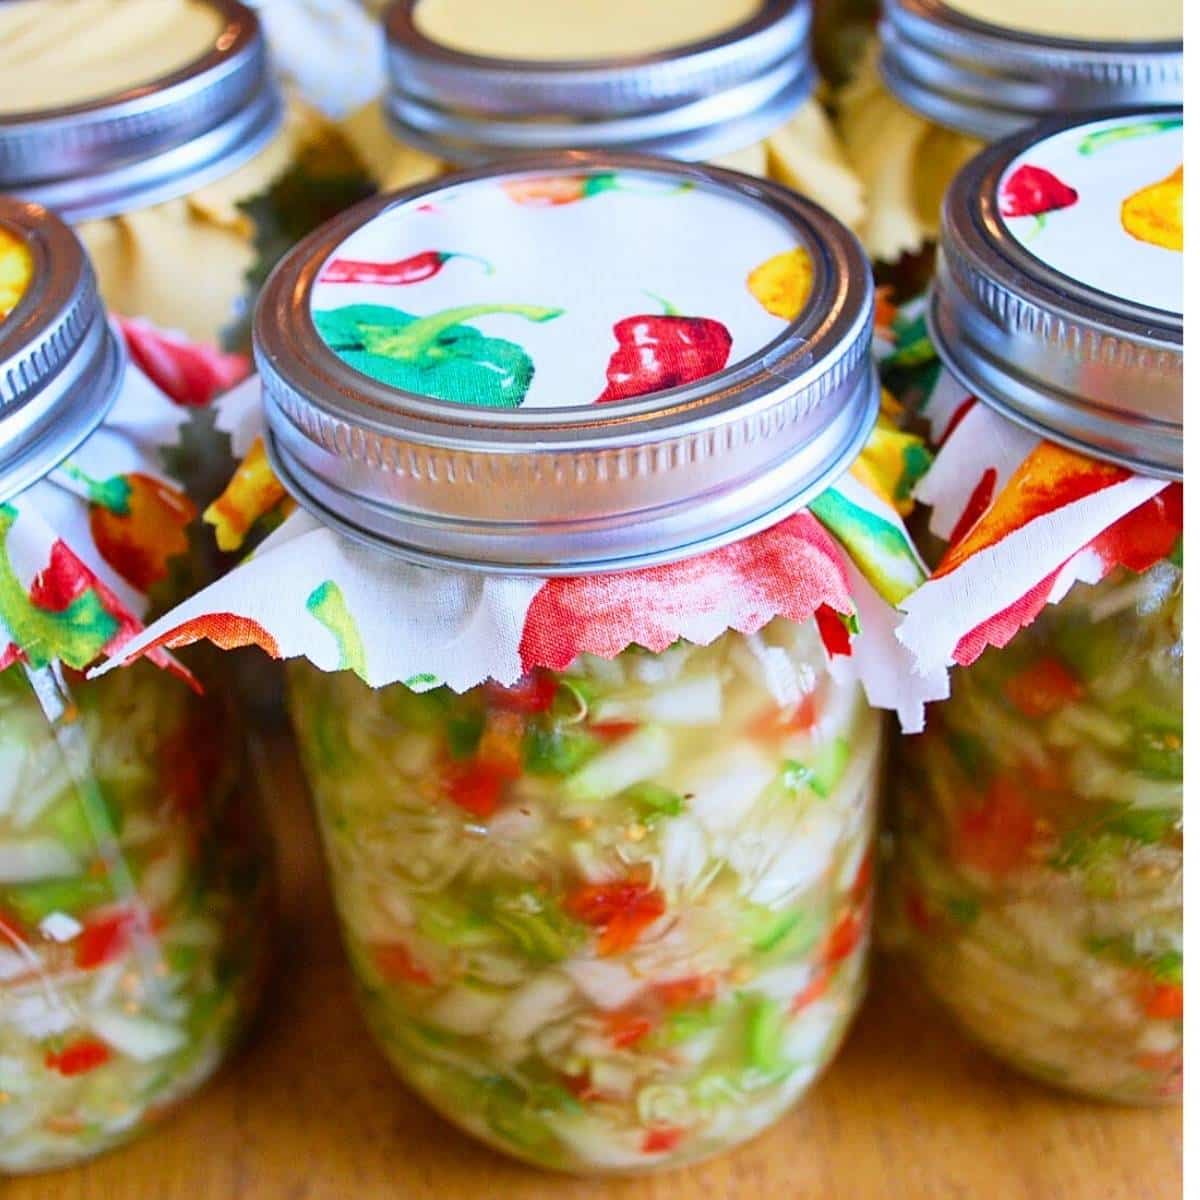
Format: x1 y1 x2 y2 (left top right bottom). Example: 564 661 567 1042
9 737 1181 1200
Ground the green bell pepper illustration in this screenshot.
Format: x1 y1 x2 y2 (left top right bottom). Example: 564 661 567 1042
313 302 563 409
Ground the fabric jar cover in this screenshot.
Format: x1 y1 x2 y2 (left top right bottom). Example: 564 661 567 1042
0 195 248 676
95 156 947 731
875 111 1183 668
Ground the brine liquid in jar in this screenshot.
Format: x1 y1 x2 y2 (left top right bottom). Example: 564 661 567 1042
290 621 881 1171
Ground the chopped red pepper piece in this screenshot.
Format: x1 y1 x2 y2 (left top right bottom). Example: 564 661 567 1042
821 907 866 965
589 719 640 742
371 942 435 987
75 907 156 970
790 967 831 1014
45 1037 112 1076
483 670 559 714
442 752 521 819
748 690 819 740
566 880 666 956
1139 981 1183 1021
603 1010 657 1049
653 974 718 1009
641 1125 687 1154
850 850 874 904
1004 656 1084 719
953 777 1040 878
814 603 854 657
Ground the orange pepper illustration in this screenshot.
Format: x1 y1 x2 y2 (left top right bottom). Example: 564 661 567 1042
59 464 196 593
203 437 290 552
1121 165 1183 251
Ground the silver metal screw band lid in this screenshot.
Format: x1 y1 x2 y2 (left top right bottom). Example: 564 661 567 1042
879 0 1183 141
0 0 283 223
0 199 125 504
384 0 815 164
930 109 1182 479
254 153 877 573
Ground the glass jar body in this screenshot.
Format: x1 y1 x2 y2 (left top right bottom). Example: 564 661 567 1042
0 661 273 1172
887 564 1183 1103
289 619 882 1172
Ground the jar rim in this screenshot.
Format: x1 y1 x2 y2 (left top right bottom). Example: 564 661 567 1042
383 0 816 163
0 0 283 222
878 0 1182 141
0 199 125 503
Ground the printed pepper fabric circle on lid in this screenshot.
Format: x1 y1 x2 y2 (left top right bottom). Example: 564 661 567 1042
996 114 1182 315
310 165 816 411
0 222 32 320
256 155 880 574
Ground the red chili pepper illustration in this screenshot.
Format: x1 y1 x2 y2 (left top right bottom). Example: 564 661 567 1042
596 294 732 404
1000 165 1079 219
118 318 249 408
319 250 493 285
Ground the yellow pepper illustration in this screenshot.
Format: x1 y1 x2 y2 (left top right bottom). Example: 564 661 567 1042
203 437 291 552
849 397 932 518
0 226 32 320
1121 165 1183 252
747 246 814 321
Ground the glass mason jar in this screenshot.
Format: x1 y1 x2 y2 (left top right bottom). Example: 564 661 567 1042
242 154 890 1170
345 0 866 235
291 628 881 1170
835 0 1182 296
0 663 272 1171
886 112 1183 1103
0 0 375 347
0 200 272 1171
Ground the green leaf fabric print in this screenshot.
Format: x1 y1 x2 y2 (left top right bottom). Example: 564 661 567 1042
0 504 121 670
1077 118 1183 156
809 488 927 606
313 302 562 408
307 579 367 680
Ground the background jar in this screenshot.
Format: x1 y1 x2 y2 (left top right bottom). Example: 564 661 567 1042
0 199 273 1172
833 0 1182 296
0 0 376 347
886 111 1183 1104
249 154 890 1171
343 0 867 236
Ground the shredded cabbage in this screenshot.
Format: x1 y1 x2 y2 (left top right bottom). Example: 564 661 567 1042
289 618 881 1170
887 566 1183 1103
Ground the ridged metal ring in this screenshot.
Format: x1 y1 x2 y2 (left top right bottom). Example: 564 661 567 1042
254 154 879 573
879 0 1182 140
0 0 283 222
0 201 125 503
930 110 1181 478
